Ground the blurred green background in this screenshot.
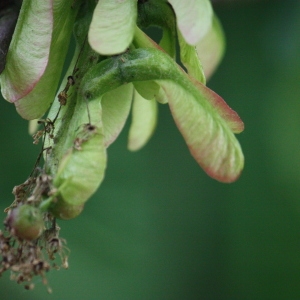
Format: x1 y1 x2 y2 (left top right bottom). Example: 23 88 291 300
1 0 300 299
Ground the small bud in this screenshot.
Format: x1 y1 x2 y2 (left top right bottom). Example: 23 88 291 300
6 205 44 241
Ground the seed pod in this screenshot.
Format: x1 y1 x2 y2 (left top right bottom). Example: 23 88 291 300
49 124 106 219
5 204 44 241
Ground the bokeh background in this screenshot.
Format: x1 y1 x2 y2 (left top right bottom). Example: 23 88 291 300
1 0 300 299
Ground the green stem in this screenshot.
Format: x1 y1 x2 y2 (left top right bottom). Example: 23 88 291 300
137 0 177 58
45 0 101 176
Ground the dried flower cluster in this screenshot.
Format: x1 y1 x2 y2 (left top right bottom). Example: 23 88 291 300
0 167 69 292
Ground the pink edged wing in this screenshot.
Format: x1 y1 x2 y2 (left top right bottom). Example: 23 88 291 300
191 77 244 134
0 0 53 102
1 0 77 120
158 80 244 182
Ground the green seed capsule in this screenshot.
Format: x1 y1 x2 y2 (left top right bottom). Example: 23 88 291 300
6 205 44 241
49 124 106 219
